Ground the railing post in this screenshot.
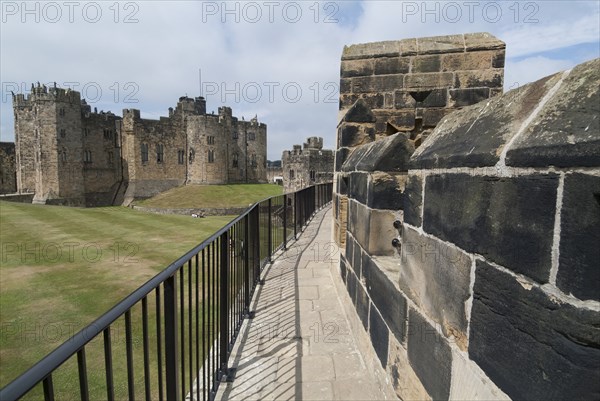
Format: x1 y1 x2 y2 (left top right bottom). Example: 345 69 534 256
219 231 230 379
164 276 179 401
254 208 260 282
282 194 287 250
243 214 250 316
267 198 272 262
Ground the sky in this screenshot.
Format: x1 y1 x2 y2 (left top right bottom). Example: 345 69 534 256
1 0 599 160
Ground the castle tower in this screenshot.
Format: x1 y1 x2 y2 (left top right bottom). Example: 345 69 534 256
13 83 85 205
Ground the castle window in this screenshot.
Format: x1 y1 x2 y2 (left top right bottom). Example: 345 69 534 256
232 153 239 168
83 128 90 137
189 148 195 164
208 149 215 163
178 150 185 165
207 136 215 145
156 144 164 163
233 131 238 140
108 151 114 166
84 150 92 163
104 129 113 140
60 148 67 162
59 108 65 117
60 129 66 138
310 170 316 182
248 132 255 141
289 169 294 179
251 154 257 168
141 143 149 163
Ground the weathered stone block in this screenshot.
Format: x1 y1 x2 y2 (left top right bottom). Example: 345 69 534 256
404 72 454 90
341 59 374 78
363 254 407 343
403 174 423 226
394 90 417 109
367 172 406 210
352 236 363 278
345 231 354 262
556 173 600 301
455 69 503 88
339 94 358 109
449 87 490 107
422 108 448 128
355 279 370 330
342 132 415 173
407 308 452 401
400 226 472 350
470 260 600 400
411 72 563 169
353 75 404 93
342 99 376 123
342 41 401 60
345 264 357 303
420 89 447 108
367 208 399 257
348 199 371 251
387 338 432 401
369 305 389 368
442 51 493 72
505 59 600 168
339 257 347 284
492 50 505 68
417 34 464 54
412 55 441 73
464 32 506 52
449 348 510 400
423 174 558 282
348 171 369 205
335 148 351 172
337 174 348 195
374 57 410 75
374 110 416 133
340 78 351 94
339 124 374 148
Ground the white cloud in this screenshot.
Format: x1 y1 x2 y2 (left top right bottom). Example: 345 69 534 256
1 0 598 159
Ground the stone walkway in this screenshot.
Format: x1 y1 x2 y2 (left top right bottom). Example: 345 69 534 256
216 206 391 401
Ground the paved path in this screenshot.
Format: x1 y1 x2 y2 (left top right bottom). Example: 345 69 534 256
216 206 390 401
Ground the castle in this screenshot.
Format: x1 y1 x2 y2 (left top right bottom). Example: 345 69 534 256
281 136 334 192
9 83 267 206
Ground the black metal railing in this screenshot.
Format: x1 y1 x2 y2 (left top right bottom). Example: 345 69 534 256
0 182 333 401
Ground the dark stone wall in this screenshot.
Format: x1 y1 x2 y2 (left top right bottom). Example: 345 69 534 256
0 142 17 194
334 31 600 400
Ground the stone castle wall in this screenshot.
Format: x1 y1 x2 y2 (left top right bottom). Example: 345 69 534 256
333 33 599 400
0 142 17 194
282 137 334 192
11 86 267 206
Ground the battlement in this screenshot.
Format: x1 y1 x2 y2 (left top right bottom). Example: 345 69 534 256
177 96 206 115
12 82 81 106
303 137 323 150
123 109 141 119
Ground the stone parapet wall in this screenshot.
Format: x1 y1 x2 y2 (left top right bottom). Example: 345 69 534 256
334 32 599 400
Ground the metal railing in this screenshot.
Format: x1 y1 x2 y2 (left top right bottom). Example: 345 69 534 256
0 182 333 401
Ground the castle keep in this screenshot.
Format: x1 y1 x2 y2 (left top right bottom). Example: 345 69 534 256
281 136 334 192
11 84 267 206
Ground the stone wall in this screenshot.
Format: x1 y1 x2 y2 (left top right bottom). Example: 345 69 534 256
333 32 505 247
0 142 17 194
282 137 334 192
335 31 600 400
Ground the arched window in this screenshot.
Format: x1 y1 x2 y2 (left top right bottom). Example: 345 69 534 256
141 143 149 162
208 149 215 163
189 148 195 163
156 144 164 163
232 153 239 168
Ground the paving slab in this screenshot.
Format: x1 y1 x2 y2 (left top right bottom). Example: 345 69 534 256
215 206 393 401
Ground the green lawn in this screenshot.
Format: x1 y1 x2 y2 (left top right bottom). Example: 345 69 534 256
0 201 234 397
135 184 283 208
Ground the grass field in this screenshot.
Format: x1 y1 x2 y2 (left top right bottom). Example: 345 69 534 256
0 201 234 396
135 184 283 208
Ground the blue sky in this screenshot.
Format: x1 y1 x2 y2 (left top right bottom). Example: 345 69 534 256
1 0 599 160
